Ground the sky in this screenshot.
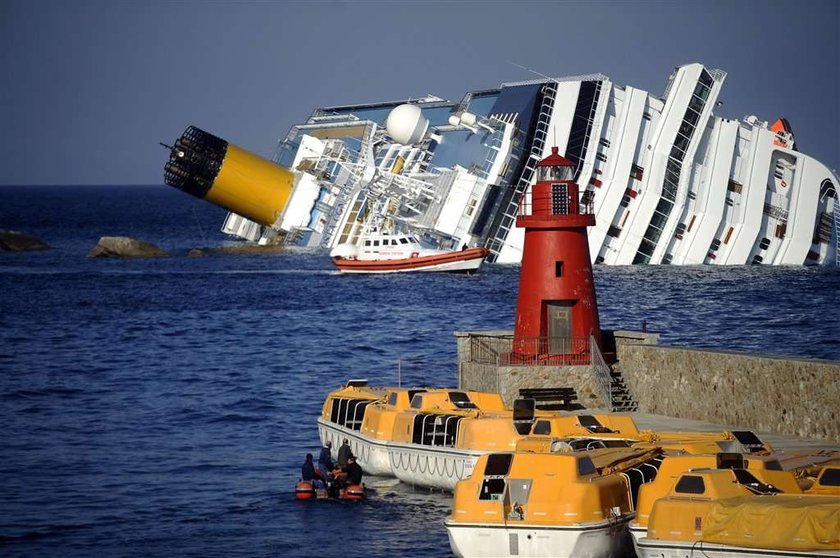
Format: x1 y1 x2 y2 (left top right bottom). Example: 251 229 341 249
1 0 838 186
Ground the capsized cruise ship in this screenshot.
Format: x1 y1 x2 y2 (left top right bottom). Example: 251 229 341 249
169 62 840 265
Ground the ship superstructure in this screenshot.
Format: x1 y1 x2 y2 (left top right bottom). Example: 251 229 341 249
209 63 839 265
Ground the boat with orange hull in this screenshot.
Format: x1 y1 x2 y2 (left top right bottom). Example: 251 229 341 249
329 232 488 274
294 479 365 501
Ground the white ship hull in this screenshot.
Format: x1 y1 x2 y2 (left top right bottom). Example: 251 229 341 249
318 418 481 489
318 419 392 477
221 63 838 267
445 517 634 558
388 443 480 491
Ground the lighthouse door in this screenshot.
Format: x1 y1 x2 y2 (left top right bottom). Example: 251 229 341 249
546 302 573 354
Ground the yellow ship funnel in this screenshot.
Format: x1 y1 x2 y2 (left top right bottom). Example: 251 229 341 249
163 126 294 227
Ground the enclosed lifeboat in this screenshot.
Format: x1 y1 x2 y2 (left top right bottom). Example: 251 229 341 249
445 445 664 558
634 465 840 558
317 380 775 491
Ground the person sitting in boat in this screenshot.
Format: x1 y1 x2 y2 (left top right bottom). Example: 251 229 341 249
343 455 363 486
337 438 352 467
301 453 326 489
318 441 334 482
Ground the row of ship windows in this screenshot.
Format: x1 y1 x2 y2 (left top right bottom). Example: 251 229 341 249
365 238 411 247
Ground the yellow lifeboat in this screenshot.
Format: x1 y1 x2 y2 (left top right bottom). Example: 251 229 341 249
628 452 805 545
445 446 663 558
316 380 775 491
635 466 840 558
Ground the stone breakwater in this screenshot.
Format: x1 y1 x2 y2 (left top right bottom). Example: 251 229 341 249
617 344 840 443
457 330 840 443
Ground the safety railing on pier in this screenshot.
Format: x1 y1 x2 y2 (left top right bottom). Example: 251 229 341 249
462 334 613 405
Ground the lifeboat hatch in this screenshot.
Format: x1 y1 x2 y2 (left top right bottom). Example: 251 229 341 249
512 398 536 435
731 430 767 453
578 414 615 434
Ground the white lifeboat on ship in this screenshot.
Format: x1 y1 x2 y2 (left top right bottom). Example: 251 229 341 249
329 232 488 274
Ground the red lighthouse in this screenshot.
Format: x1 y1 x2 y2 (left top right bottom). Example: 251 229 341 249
513 147 605 363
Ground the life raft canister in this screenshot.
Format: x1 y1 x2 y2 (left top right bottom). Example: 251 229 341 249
295 480 316 500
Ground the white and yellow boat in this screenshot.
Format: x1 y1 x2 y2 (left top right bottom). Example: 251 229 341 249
629 452 806 545
634 465 840 558
317 380 773 491
444 443 664 558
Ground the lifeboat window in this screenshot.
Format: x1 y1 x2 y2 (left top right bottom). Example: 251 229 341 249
391 239 399 246
329 398 371 431
577 457 596 476
407 389 426 403
372 240 380 247
364 240 371 247
674 475 705 494
484 454 513 476
532 421 551 435
449 391 477 409
387 393 398 406
412 413 461 447
410 395 423 409
399 238 409 244
818 468 840 486
479 478 506 501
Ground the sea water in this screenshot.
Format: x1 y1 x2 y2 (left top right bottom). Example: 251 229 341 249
1 186 838 557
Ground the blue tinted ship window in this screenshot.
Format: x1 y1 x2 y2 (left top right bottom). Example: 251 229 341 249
467 94 500 117
428 129 494 172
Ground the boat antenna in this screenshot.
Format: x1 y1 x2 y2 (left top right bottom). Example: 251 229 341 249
507 61 553 81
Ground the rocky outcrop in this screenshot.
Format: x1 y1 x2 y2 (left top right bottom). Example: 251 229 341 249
188 244 285 256
87 236 168 258
0 230 50 251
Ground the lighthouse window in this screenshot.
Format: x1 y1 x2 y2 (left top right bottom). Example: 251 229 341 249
555 261 564 277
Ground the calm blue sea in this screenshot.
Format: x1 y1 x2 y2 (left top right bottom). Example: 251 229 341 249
1 185 838 557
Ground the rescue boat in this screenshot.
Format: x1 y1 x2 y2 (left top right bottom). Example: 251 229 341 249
294 479 365 501
317 380 772 491
445 445 665 558
634 466 840 558
329 232 488 274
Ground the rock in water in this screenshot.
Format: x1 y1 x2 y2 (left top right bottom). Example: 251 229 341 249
87 236 168 258
0 230 50 251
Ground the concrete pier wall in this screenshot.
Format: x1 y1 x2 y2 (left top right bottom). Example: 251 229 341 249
456 330 840 443
617 344 840 443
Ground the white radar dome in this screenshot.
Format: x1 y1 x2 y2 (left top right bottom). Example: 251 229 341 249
385 104 429 145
